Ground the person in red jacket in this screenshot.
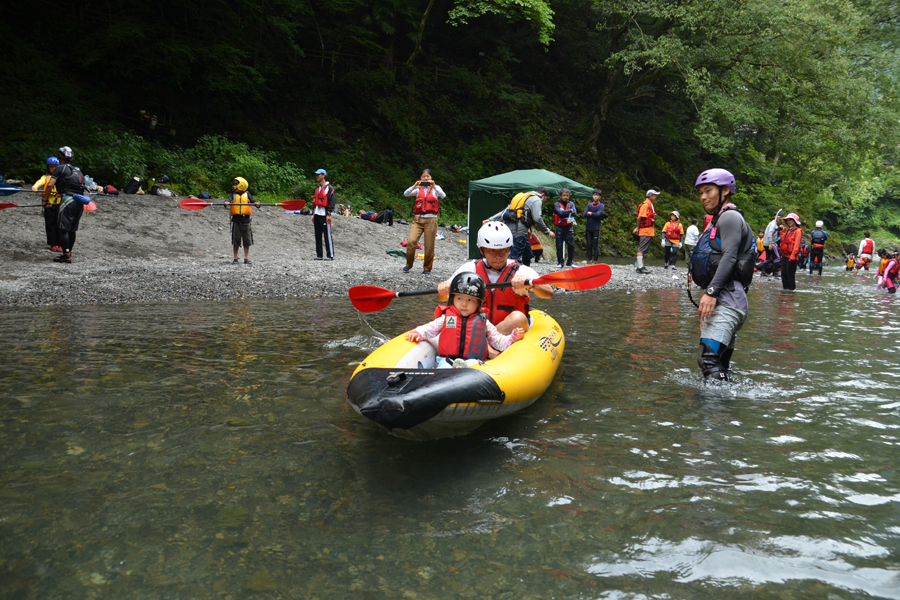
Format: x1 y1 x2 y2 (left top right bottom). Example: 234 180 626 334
405 272 524 368
779 213 803 290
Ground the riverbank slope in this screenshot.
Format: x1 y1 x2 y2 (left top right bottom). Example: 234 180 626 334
2 195 694 307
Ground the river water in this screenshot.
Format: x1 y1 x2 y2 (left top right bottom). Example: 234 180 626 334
1 267 898 599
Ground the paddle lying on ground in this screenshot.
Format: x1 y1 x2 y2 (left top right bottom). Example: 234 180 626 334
0 201 97 211
349 263 613 313
178 198 307 211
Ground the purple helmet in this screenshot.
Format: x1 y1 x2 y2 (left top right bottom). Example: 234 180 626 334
694 168 736 194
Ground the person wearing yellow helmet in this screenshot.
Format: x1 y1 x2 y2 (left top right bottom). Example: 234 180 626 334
224 177 260 264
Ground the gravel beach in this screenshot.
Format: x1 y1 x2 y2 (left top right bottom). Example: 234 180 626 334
0 194 692 307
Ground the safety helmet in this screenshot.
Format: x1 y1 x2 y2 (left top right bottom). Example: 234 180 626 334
58 146 73 160
477 222 513 249
449 272 486 303
694 168 736 194
785 212 801 225
45 157 59 165
815 220 824 228
233 177 249 192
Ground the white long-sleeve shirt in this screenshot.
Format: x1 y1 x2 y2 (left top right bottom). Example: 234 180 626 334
404 184 445 218
858 238 874 257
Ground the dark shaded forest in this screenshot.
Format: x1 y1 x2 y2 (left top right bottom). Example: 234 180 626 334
3 0 899 252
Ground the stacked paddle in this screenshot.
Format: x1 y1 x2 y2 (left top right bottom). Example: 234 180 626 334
348 263 613 313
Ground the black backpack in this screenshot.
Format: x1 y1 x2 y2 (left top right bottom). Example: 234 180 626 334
123 177 141 194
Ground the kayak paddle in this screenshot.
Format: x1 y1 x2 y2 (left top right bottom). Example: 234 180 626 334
0 201 97 211
178 198 306 211
349 263 613 313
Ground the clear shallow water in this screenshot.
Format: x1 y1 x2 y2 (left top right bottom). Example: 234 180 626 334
0 267 898 599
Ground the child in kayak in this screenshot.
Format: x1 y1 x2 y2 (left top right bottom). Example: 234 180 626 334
404 272 524 368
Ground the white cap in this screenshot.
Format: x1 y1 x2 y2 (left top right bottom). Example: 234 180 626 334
646 189 660 197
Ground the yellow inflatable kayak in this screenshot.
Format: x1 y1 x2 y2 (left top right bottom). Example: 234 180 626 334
346 310 564 440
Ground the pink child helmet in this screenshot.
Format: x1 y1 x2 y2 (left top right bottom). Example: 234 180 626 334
694 168 736 194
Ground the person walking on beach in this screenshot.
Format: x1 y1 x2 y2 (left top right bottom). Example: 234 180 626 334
779 213 803 290
855 232 875 274
312 169 336 261
683 217 700 265
487 187 554 266
633 189 658 274
691 168 755 382
42 146 87 264
403 169 444 274
552 188 577 268
661 211 684 270
34 157 62 252
223 176 260 264
809 220 828 275
583 188 605 263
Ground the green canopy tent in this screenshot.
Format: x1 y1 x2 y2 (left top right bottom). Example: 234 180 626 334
467 169 595 259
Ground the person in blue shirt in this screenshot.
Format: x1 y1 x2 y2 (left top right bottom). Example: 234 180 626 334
553 188 577 268
809 220 828 275
583 188 605 263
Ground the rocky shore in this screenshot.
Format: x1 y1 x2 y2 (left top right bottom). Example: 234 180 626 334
1 194 695 307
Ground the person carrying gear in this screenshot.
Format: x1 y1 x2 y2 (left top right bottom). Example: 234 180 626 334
855 232 875 274
42 146 89 264
486 187 554 266
312 168 336 261
223 177 260 264
633 189 659 274
809 220 828 275
552 188 577 268
437 222 554 341
690 168 755 382
33 157 62 252
404 272 524 369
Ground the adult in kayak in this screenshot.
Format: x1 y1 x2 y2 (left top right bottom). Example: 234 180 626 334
42 146 87 264
34 157 62 252
691 168 755 382
437 222 554 338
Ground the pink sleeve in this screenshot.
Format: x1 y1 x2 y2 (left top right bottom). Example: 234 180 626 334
485 321 519 352
415 317 444 340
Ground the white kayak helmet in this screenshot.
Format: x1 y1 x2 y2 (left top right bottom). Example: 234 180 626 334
816 220 824 228
477 222 513 249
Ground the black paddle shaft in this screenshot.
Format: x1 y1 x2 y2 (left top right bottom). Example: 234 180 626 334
395 280 528 299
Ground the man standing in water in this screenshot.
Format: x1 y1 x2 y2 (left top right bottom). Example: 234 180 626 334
691 168 755 382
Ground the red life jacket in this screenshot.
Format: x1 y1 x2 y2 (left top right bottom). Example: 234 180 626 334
313 184 332 209
637 200 656 228
553 201 575 226
664 222 682 242
413 186 439 215
884 258 899 280
436 305 489 360
800 245 809 257
862 239 874 255
475 259 530 325
779 226 801 256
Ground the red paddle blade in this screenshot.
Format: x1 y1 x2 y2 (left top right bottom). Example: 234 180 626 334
276 199 306 211
348 285 400 313
0 203 17 210
85 201 97 211
179 198 211 211
533 263 612 290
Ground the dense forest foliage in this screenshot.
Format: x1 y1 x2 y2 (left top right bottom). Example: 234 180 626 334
3 0 899 253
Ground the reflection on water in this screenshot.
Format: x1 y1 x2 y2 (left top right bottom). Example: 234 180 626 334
0 267 898 599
